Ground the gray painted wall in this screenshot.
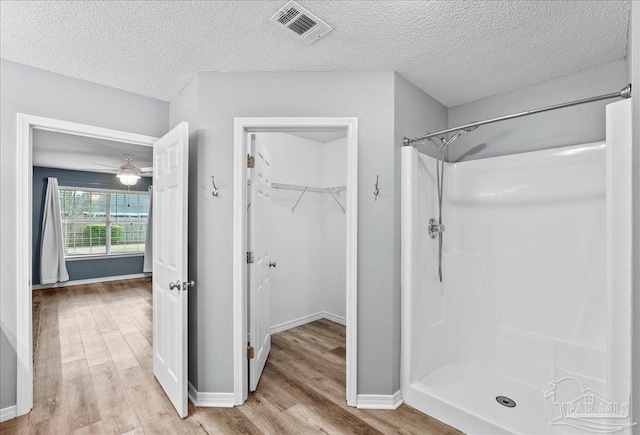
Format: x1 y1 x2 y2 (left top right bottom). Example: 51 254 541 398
168 76 201 390
629 2 639 432
32 167 152 286
169 72 448 395
170 71 401 394
447 60 628 162
0 59 168 409
393 74 448 391
628 3 633 84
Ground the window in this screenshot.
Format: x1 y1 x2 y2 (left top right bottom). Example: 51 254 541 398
59 188 149 257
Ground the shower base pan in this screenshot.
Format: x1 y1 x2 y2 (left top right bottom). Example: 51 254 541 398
407 364 560 434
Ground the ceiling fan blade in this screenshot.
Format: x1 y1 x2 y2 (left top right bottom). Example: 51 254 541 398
93 162 120 169
139 167 153 173
79 168 117 173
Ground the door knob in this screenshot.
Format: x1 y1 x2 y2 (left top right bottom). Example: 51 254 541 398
169 281 181 291
183 280 195 289
269 262 277 268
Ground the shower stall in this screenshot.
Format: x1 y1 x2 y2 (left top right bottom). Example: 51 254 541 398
401 98 632 434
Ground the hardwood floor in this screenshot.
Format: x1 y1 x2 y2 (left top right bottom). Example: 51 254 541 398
0 278 461 435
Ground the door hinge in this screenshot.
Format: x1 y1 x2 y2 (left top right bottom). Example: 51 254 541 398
246 252 254 264
247 346 255 359
247 155 255 168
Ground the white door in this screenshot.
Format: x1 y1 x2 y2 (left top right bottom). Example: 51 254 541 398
248 136 273 391
152 122 190 418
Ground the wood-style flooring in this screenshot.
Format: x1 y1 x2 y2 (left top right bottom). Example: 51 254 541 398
0 278 461 434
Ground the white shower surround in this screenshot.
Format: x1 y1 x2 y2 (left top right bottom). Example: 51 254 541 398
401 100 632 434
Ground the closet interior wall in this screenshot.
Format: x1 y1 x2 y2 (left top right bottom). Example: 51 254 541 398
255 132 346 333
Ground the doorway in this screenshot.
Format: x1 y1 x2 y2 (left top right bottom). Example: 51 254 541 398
14 115 191 419
232 117 358 407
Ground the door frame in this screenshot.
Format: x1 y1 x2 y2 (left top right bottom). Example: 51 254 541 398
14 113 159 416
233 117 358 406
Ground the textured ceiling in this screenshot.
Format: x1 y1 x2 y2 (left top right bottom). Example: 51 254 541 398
33 129 153 176
0 1 630 107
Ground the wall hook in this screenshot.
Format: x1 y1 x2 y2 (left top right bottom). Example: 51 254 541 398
374 175 380 200
211 176 219 197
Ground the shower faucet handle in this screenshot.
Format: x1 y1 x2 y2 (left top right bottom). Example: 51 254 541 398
428 218 445 239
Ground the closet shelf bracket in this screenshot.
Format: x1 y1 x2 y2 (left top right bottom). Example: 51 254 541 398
291 187 308 213
328 191 345 214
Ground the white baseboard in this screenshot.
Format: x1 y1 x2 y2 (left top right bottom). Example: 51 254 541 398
357 390 403 410
270 312 324 334
188 382 234 408
322 311 346 326
270 311 346 335
32 273 151 290
0 405 17 423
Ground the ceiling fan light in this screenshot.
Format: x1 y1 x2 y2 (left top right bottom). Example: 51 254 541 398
117 172 140 186
115 156 142 186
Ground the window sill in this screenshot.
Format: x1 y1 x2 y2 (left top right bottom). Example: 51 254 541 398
64 253 144 262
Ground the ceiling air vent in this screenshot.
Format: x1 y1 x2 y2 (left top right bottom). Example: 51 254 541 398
270 1 333 44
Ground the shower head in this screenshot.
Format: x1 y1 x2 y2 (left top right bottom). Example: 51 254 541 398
620 84 632 99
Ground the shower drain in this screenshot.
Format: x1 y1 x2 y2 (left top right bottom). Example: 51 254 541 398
496 396 516 408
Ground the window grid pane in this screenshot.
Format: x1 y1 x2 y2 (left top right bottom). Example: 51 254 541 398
110 193 149 254
59 188 149 256
59 190 107 255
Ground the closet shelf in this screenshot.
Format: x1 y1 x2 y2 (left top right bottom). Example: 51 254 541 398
271 182 346 214
272 182 345 193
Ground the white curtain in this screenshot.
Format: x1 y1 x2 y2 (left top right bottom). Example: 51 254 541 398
40 177 69 284
143 186 153 273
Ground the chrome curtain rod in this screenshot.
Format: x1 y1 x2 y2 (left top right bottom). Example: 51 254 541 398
403 84 632 146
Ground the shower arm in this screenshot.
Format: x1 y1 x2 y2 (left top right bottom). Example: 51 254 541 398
403 84 631 146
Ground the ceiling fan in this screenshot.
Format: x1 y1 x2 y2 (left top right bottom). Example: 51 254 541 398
93 154 152 186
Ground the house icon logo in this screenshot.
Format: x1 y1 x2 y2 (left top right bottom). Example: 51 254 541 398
544 377 635 433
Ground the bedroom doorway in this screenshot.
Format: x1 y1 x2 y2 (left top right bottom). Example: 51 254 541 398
15 115 191 419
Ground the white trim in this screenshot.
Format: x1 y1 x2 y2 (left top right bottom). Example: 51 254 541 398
270 311 346 335
188 383 234 408
16 114 32 417
270 312 324 335
344 118 359 408
357 390 403 410
15 113 158 417
57 185 152 195
32 273 150 290
0 405 17 423
322 311 346 326
64 253 144 262
233 117 358 407
25 114 159 145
